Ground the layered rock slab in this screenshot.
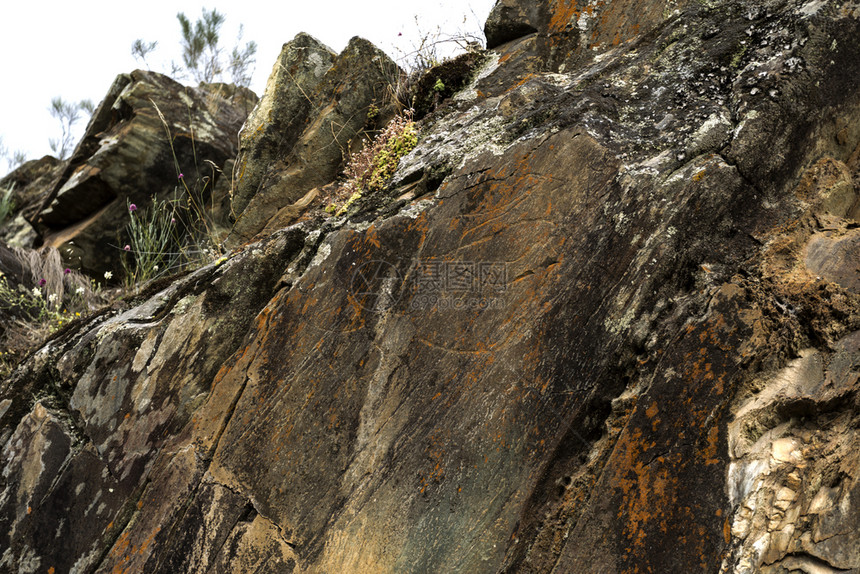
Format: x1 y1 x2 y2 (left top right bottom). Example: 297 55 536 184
32 71 257 277
230 33 336 217
228 36 400 244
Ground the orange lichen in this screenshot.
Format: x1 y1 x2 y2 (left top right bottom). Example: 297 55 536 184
645 402 659 418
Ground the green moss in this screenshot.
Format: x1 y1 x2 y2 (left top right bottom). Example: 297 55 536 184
335 191 363 216
730 43 748 69
366 123 419 192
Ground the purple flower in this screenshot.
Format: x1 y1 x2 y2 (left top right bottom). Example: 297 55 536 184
171 218 176 224
64 268 71 275
178 173 184 179
124 245 131 251
38 279 46 286
129 203 138 212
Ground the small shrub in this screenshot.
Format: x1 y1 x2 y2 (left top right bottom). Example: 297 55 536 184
48 97 94 160
131 39 158 69
410 51 486 119
121 198 180 288
0 137 27 176
118 102 226 290
388 13 485 110
134 8 257 87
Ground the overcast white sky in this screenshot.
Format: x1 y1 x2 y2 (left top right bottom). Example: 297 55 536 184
0 0 495 174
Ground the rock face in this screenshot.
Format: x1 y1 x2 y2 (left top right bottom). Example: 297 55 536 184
484 0 543 48
1 1 860 574
31 71 257 277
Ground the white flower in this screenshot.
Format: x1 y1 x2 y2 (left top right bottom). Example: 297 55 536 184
48 293 58 303
75 286 85 295
104 271 113 280
153 265 159 271
31 287 41 297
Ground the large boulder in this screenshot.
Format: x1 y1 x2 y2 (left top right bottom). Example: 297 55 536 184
1 1 860 573
227 36 401 244
484 0 543 48
231 33 336 218
32 71 257 278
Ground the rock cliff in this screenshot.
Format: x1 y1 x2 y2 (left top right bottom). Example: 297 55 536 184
2 1 860 573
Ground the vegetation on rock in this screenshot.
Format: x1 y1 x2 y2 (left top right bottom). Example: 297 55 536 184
0 137 27 176
328 112 419 215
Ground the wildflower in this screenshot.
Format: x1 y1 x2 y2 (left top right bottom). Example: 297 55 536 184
64 268 71 275
129 204 137 212
31 287 41 297
48 293 58 303
124 245 131 251
75 286 85 295
104 271 113 280
170 218 176 224
178 173 184 179
153 265 159 271
38 278 47 286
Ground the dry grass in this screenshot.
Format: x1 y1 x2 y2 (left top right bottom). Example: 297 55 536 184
0 244 107 378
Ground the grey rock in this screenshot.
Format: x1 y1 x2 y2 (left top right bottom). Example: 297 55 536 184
1 1 860 573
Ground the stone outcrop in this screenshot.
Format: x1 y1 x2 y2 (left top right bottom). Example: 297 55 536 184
1 1 860 573
230 33 336 218
31 71 257 277
228 36 401 244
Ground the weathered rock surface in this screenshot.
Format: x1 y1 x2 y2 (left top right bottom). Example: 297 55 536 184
228 36 400 244
1 1 860 573
230 33 336 218
32 71 257 277
484 0 543 48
